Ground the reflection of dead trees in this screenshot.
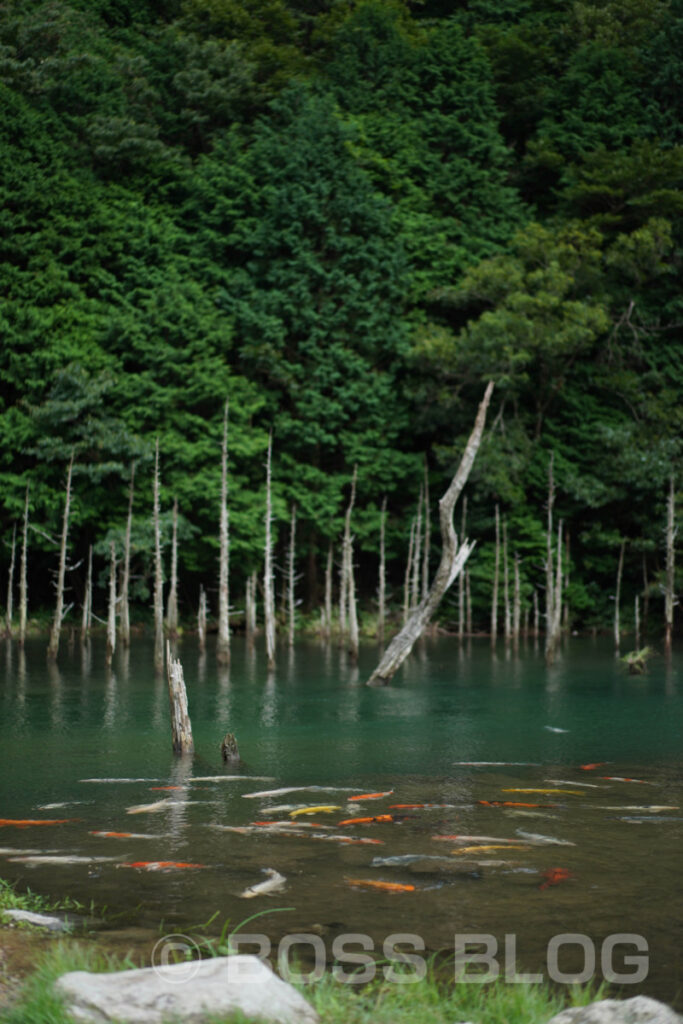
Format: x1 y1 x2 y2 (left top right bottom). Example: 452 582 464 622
544 455 563 667
664 474 676 655
217 401 231 666
152 439 164 673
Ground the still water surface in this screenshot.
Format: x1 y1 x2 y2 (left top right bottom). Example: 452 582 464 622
1 635 681 1004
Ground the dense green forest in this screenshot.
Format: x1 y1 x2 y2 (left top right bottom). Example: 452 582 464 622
0 0 681 637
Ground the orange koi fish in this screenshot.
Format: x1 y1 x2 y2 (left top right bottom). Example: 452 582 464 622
348 791 394 801
119 861 206 871
338 814 394 826
580 763 605 771
539 867 573 890
346 878 415 893
478 801 559 808
0 819 75 827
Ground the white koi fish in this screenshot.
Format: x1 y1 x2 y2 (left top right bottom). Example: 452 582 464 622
544 726 569 733
8 855 120 865
240 868 286 898
242 786 363 799
515 830 576 846
126 799 178 814
545 780 604 789
191 776 275 782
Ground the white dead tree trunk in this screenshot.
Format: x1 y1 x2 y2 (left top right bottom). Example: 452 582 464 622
422 460 431 602
246 570 258 643
614 538 626 651
367 381 493 685
466 568 472 636
411 486 423 611
18 485 29 646
378 497 387 644
120 462 135 647
153 439 164 673
47 452 74 662
263 432 276 668
106 541 117 666
513 554 521 649
544 454 564 666
563 532 571 631
217 401 231 665
198 585 207 653
342 466 359 659
491 503 500 646
323 543 333 639
81 544 92 644
166 641 194 755
458 497 467 641
166 497 179 640
503 517 511 643
664 474 676 654
5 524 16 638
402 518 415 625
533 588 539 637
287 504 297 647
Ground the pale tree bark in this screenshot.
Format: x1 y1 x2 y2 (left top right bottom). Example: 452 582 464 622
153 439 164 673
342 466 359 659
544 454 565 666
47 452 74 662
287 504 297 647
324 543 333 640
466 568 472 636
458 497 467 641
533 588 539 637
120 462 135 647
614 538 626 651
422 460 431 602
403 518 415 625
411 486 423 611
81 545 92 645
664 474 676 654
5 524 16 638
18 485 29 647
367 381 494 686
166 497 179 640
378 496 387 645
166 641 194 755
491 503 500 646
563 532 571 631
198 584 207 653
217 401 231 665
106 541 117 666
513 554 521 649
503 517 511 643
263 432 276 668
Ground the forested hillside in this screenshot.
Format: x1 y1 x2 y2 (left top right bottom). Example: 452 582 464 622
1 0 681 635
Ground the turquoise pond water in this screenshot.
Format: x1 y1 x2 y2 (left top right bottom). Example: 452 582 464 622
0 634 681 1004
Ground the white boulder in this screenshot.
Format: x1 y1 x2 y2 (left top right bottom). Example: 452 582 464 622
547 995 683 1024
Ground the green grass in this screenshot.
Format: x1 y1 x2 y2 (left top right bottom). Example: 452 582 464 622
2 939 611 1024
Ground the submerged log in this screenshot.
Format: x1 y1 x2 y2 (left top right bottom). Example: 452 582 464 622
166 642 194 755
366 381 494 686
220 732 240 763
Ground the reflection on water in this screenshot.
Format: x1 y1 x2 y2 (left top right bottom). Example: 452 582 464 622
0 634 681 1006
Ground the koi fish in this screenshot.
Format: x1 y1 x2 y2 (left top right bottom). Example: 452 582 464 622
8 855 119 865
388 804 457 810
120 861 206 871
89 831 157 839
126 799 177 814
431 835 520 844
348 791 394 801
453 761 540 767
149 786 185 791
309 834 384 846
37 803 82 810
539 867 573 890
243 786 363 799
579 764 605 771
346 878 415 893
502 788 584 796
478 801 559 808
371 854 454 867
596 805 679 812
240 868 286 898
80 778 161 783
191 776 275 782
544 726 569 733
504 810 557 819
289 805 341 818
453 845 529 855
338 814 394 826
0 819 76 827
250 821 334 829
546 780 603 789
515 831 575 846
256 804 309 815
600 777 652 784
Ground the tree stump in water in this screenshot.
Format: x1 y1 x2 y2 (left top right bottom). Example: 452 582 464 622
220 733 240 763
166 642 194 754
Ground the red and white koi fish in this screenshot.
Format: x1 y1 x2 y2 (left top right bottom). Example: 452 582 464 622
348 791 394 801
600 777 653 784
90 831 158 839
119 861 206 871
579 764 606 771
0 819 76 827
431 835 521 844
346 878 415 893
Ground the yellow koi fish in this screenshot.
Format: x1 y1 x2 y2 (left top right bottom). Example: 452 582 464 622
289 805 341 818
452 844 529 855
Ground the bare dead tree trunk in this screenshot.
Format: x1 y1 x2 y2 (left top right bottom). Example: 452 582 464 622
503 517 511 643
166 497 179 641
367 381 494 685
458 497 467 641
5 524 16 638
411 486 423 611
198 585 207 653
513 553 521 650
378 496 387 644
166 641 194 755
563 531 571 632
546 515 563 666
323 545 333 640
287 504 297 647
120 462 135 647
47 452 74 662
153 439 164 674
342 467 359 659
422 460 431 602
246 571 257 644
664 474 676 654
466 568 472 636
533 588 539 637
217 401 231 665
18 485 29 647
614 538 626 651
81 544 92 645
634 594 640 650
544 454 564 666
403 518 415 625
106 541 117 666
491 503 500 646
263 432 276 668
348 534 359 661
